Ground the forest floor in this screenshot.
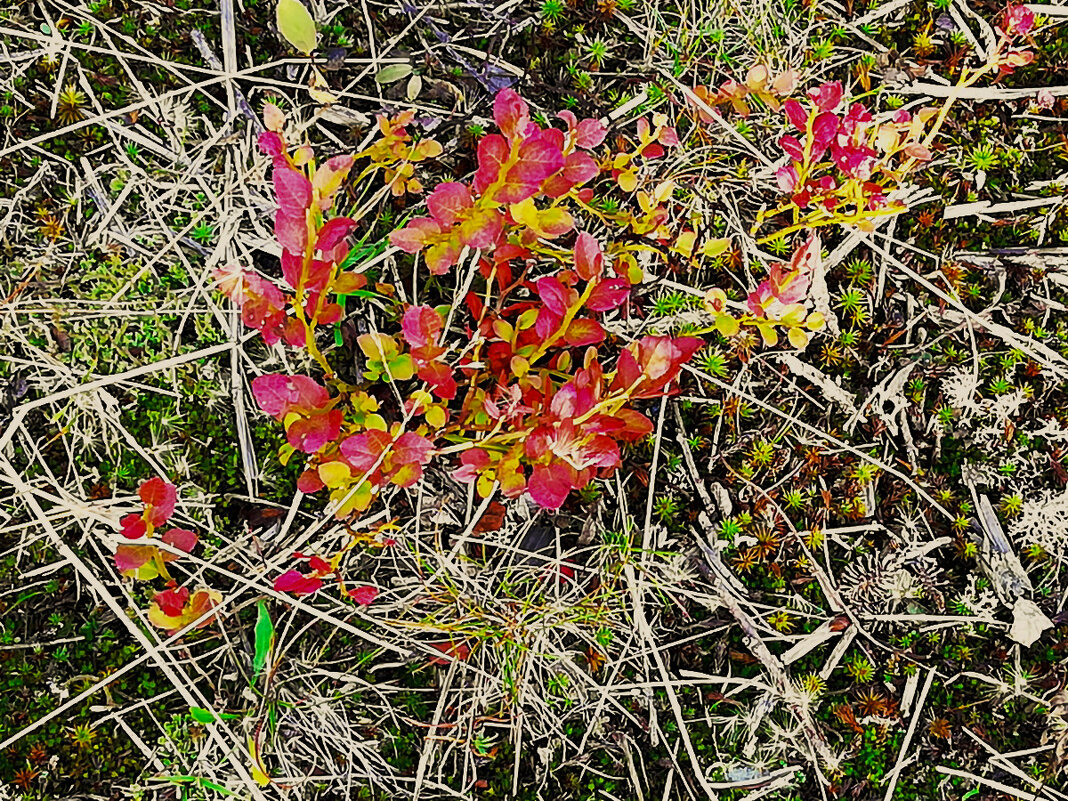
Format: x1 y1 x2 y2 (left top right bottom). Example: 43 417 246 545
2 0 1068 799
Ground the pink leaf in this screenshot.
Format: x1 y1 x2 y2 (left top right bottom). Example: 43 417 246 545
780 135 804 161
453 449 490 482
493 88 530 140
274 168 313 216
258 131 284 158
575 118 608 149
528 464 572 510
784 99 808 130
120 512 148 540
535 276 571 316
809 81 843 112
776 165 799 193
573 232 604 281
586 278 629 312
349 585 379 605
401 306 443 349
274 570 323 596
275 211 308 254
162 528 198 555
426 182 473 226
390 218 442 253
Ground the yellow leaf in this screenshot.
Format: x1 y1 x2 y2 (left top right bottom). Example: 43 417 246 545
715 313 740 337
248 736 271 787
617 170 638 193
308 66 337 104
516 308 539 330
788 326 810 349
278 443 296 466
672 230 696 257
276 0 318 55
510 356 529 377
425 405 447 429
700 238 730 258
318 461 351 488
147 603 183 631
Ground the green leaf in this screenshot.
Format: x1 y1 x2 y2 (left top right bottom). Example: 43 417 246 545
189 706 239 723
253 600 275 679
375 64 413 84
276 0 318 55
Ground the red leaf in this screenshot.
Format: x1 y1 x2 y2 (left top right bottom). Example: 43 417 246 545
494 131 565 203
153 586 190 617
274 167 313 217
528 464 572 509
308 555 332 573
140 478 177 527
472 135 509 195
297 468 325 494
586 278 629 312
316 217 358 256
349 585 379 605
274 570 323 596
120 512 148 540
426 182 473 226
417 360 457 400
286 409 343 453
428 640 472 666
493 88 530 140
564 318 605 347
573 232 603 281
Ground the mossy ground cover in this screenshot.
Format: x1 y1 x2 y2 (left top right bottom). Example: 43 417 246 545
1 0 1068 799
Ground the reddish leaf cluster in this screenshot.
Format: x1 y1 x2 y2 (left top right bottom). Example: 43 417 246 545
217 108 435 350
390 89 606 274
111 478 220 635
760 81 940 234
272 551 379 604
454 336 699 509
251 373 342 453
